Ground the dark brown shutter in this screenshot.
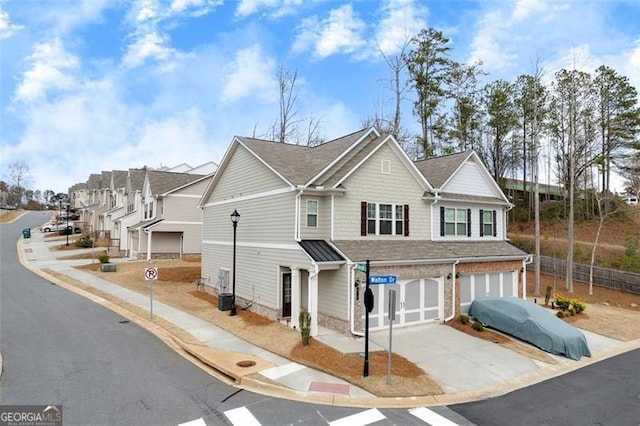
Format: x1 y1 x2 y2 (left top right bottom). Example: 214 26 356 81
479 209 484 237
467 209 472 237
361 201 367 236
440 206 445 236
493 210 497 237
404 204 409 236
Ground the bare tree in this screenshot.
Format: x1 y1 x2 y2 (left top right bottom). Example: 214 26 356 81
588 191 623 295
7 161 32 209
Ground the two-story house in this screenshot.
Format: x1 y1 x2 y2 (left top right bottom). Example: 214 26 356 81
199 128 530 337
126 169 213 260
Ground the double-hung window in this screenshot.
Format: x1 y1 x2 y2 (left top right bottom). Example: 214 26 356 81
306 200 318 227
362 202 409 236
480 209 497 237
441 207 471 237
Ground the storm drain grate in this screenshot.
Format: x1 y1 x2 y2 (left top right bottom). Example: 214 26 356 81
119 320 130 324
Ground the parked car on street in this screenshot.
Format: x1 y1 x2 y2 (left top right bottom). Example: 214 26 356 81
40 222 82 233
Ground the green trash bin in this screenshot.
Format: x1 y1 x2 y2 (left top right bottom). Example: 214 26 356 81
22 228 31 239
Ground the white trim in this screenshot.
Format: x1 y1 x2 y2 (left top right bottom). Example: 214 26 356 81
165 193 202 199
237 139 296 187
202 187 294 208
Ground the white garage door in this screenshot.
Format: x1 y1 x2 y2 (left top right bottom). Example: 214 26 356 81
459 271 517 314
363 278 443 331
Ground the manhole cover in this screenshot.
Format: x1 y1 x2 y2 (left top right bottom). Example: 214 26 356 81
236 360 256 368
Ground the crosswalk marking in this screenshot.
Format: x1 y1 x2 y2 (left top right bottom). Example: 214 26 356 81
224 406 261 426
329 408 386 426
178 418 207 426
409 407 459 426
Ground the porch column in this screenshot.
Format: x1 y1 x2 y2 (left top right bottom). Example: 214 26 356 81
308 268 319 337
290 267 300 329
146 230 152 261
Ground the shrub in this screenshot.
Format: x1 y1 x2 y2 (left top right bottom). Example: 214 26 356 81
471 322 484 332
76 235 94 248
544 286 552 305
571 300 586 314
556 311 565 318
97 253 110 264
58 227 72 236
554 294 570 310
299 311 311 346
458 314 469 325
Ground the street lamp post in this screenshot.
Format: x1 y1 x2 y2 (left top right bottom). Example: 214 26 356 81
230 209 240 316
66 201 70 246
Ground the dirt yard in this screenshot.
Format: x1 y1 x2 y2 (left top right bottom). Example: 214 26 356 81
65 258 640 397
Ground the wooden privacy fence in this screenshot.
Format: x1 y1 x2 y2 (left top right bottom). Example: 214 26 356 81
529 256 640 296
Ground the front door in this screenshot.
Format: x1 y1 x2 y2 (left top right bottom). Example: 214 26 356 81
282 272 292 317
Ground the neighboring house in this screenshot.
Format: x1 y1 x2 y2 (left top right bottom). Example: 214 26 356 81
126 169 213 260
115 168 147 255
102 170 129 246
199 128 530 337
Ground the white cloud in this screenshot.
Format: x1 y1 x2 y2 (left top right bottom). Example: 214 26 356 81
511 0 548 22
14 38 80 103
169 0 221 17
0 7 24 39
220 44 276 102
468 10 518 71
292 4 366 59
122 31 177 68
373 0 426 57
235 0 302 19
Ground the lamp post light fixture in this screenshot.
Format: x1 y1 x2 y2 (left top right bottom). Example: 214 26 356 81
230 209 240 316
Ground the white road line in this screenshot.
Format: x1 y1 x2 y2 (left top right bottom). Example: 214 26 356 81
328 408 386 426
224 406 261 426
259 362 305 380
409 407 459 426
178 418 207 426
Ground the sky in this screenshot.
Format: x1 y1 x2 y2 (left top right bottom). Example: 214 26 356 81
1 0 639 195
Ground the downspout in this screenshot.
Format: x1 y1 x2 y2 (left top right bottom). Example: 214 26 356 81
308 265 320 336
144 227 152 261
445 260 460 322
522 255 534 299
348 263 364 336
294 188 303 242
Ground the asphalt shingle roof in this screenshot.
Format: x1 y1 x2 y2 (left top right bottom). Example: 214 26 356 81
146 170 205 195
333 240 528 263
414 151 471 189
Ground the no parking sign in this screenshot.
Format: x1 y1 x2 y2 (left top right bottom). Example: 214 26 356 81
145 267 158 280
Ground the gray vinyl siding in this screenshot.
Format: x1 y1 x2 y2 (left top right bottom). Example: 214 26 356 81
202 191 296 244
333 144 430 240
210 145 287 201
445 161 498 197
163 194 203 221
299 195 330 240
201 243 311 309
317 268 349 320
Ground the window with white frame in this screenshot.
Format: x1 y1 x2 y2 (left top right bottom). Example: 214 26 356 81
362 202 408 236
306 199 318 227
480 209 496 237
442 207 469 236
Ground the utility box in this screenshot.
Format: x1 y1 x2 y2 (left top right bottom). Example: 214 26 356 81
218 293 233 311
22 228 31 239
100 263 117 272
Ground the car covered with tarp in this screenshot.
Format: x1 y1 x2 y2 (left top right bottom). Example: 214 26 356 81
469 297 591 360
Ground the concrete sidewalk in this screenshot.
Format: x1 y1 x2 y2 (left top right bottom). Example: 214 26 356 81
17 230 639 408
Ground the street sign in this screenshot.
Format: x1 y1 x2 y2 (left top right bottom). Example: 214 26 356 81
145 267 158 281
356 262 367 273
369 275 397 285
